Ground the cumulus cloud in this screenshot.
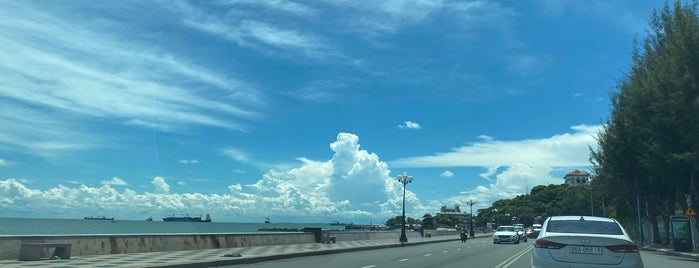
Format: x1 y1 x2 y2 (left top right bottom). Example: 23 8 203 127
391 125 598 211
101 177 128 186
440 170 454 178
391 124 600 168
179 160 199 164
0 133 431 222
397 121 422 130
151 177 170 194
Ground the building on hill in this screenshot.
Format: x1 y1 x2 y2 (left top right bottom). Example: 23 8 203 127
564 169 590 186
436 205 468 226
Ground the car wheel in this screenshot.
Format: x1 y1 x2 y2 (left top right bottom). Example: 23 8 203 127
515 239 519 244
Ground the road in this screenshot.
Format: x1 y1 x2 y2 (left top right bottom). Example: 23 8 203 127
224 239 699 268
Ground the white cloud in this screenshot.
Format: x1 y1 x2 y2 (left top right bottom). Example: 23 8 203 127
440 170 454 178
390 125 598 212
479 166 498 182
503 53 551 75
101 177 128 186
0 127 595 221
228 183 243 192
177 1 333 60
177 181 187 186
390 124 600 168
572 93 583 98
151 177 170 194
0 133 431 222
0 158 10 167
477 135 493 141
179 160 199 164
224 0 317 16
0 2 261 157
397 121 422 130
222 148 252 163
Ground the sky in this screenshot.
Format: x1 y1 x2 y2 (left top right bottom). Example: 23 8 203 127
0 0 667 223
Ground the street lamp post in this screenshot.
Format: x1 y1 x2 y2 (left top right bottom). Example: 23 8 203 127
396 172 413 243
467 200 475 237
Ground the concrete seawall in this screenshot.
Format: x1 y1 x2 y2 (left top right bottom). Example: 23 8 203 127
0 230 458 260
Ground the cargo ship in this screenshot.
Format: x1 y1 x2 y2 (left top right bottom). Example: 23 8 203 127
84 216 114 220
162 213 211 222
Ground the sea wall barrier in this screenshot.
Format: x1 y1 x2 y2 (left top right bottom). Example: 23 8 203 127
0 230 458 260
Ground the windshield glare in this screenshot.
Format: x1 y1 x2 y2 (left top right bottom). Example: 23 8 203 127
545 220 623 235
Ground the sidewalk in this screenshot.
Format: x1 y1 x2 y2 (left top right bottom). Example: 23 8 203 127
641 244 699 261
0 234 482 268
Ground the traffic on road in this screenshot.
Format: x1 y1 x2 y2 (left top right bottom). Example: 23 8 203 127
224 235 697 268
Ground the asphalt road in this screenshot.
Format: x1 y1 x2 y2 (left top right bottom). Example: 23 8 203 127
223 238 699 268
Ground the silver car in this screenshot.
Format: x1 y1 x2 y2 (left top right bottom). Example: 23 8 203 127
532 216 643 268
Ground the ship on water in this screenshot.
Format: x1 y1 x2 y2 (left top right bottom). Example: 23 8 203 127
162 213 211 222
84 216 114 220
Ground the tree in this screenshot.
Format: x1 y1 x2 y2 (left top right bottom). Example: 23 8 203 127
591 0 699 243
422 213 435 230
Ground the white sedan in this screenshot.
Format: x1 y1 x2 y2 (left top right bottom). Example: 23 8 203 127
493 225 520 244
531 216 643 268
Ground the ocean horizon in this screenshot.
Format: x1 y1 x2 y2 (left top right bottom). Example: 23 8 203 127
0 217 345 236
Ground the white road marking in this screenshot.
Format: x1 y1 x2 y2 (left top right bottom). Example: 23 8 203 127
361 265 376 268
424 253 432 256
442 250 449 253
399 258 409 262
495 245 533 268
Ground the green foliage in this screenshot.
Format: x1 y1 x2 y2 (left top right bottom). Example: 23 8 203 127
474 184 594 228
421 213 436 230
591 0 699 243
385 215 420 228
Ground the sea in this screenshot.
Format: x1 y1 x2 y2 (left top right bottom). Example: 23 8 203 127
0 218 344 236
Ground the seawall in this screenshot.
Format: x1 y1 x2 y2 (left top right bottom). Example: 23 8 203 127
0 230 457 260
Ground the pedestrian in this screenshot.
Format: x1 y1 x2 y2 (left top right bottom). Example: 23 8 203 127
460 231 467 243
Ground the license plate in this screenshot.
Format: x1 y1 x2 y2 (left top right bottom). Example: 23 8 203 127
570 245 602 255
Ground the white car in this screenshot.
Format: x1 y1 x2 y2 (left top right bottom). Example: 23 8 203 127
493 225 520 244
532 216 643 268
530 223 542 238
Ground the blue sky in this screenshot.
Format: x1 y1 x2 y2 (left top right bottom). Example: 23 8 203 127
0 0 664 223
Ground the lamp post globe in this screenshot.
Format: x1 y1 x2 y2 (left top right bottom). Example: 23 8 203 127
396 172 413 243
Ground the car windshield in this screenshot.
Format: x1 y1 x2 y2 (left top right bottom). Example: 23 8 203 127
497 227 514 232
546 220 623 235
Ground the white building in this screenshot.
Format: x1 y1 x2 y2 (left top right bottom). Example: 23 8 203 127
564 170 590 186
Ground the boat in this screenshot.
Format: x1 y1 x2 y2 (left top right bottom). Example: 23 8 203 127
162 213 211 222
84 216 114 220
265 217 271 223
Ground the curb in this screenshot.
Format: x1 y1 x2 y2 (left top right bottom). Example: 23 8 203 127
150 236 487 268
641 246 699 261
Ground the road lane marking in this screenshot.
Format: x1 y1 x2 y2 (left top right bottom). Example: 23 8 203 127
495 245 533 268
442 250 449 253
361 266 376 268
399 258 409 262
424 254 432 256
